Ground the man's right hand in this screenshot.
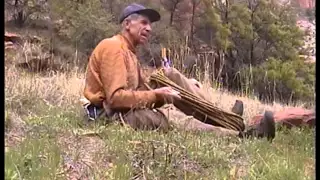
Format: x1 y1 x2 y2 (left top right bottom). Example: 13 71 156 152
153 87 181 103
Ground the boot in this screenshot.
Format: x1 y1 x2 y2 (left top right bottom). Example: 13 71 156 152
239 111 276 141
231 100 244 116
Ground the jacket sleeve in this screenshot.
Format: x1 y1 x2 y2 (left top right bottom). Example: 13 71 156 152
98 41 163 110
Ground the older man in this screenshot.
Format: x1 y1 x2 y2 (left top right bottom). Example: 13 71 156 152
83 3 276 140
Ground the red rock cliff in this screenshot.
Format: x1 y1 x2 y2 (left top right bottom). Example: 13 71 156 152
296 0 315 8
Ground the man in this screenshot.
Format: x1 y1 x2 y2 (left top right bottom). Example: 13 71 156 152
83 3 276 140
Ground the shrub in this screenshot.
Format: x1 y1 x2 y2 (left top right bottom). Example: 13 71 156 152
241 58 315 104
51 0 118 56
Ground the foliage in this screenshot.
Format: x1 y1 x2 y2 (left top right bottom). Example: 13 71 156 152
305 7 315 22
51 0 118 55
5 0 49 27
240 58 315 104
199 0 311 103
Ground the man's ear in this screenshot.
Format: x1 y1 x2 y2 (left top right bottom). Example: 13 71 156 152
123 19 131 30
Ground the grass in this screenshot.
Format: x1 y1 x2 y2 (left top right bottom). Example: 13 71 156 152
5 43 315 179
5 105 315 179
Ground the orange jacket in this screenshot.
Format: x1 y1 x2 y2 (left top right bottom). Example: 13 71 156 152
83 34 162 110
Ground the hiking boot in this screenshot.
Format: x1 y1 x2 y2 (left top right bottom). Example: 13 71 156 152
231 100 244 116
239 111 276 141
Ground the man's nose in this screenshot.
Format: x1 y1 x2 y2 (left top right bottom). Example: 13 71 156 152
146 24 152 32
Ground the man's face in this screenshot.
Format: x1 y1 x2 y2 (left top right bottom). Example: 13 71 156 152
124 15 152 45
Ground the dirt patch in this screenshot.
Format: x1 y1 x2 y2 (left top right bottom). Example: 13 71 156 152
5 112 27 150
57 131 112 179
304 158 315 177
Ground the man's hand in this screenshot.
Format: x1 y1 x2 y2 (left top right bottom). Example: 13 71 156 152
153 87 181 103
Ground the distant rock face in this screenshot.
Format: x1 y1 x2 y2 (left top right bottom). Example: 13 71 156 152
296 0 315 8
296 19 315 63
277 0 315 8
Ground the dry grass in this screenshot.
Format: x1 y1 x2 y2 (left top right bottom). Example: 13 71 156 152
5 61 303 124
6 41 309 119
5 64 84 108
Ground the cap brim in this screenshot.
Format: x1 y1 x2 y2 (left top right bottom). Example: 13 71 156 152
136 9 161 23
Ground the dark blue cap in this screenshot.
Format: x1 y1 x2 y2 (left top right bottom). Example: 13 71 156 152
119 3 161 23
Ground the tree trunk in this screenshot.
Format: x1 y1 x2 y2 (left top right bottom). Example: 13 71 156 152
250 0 254 65
14 0 24 27
190 1 198 48
169 9 174 26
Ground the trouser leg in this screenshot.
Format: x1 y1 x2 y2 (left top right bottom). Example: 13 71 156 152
163 67 209 100
162 108 240 136
161 67 241 136
117 109 171 132
82 100 170 132
161 68 276 140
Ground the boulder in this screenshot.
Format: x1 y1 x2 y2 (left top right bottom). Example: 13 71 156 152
5 42 14 50
5 32 22 44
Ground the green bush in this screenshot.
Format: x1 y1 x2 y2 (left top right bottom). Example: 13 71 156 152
51 0 118 55
241 58 315 104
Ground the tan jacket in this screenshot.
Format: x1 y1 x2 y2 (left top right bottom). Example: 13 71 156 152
83 34 162 110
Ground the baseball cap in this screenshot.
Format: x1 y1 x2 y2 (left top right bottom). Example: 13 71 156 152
119 3 161 23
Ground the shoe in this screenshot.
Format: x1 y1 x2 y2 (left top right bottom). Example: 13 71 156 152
240 111 276 141
83 103 105 121
231 100 244 116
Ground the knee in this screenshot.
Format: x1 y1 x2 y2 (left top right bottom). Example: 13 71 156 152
125 109 170 132
189 78 202 89
163 67 181 81
157 118 171 132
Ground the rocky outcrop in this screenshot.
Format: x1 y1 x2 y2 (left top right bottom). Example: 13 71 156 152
249 107 315 128
5 32 22 50
296 19 315 63
5 32 67 72
296 0 315 9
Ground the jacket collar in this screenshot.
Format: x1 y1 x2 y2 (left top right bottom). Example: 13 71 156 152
117 34 136 53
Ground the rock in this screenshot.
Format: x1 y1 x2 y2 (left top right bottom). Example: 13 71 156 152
5 42 15 50
5 32 22 44
249 107 315 128
296 0 315 9
304 56 315 64
296 19 315 58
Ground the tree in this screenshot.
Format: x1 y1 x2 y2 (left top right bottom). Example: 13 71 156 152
160 0 184 26
242 57 315 104
189 0 202 48
51 0 118 55
195 0 312 103
5 0 48 27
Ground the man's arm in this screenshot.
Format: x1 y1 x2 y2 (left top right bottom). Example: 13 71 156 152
99 41 163 109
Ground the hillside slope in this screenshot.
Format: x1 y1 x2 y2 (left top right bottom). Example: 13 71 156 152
5 31 315 179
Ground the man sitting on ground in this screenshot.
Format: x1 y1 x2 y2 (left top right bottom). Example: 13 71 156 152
82 3 276 140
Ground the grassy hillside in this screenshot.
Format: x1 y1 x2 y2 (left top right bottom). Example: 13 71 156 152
5 41 315 179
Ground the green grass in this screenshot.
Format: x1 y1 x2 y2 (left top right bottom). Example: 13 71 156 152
5 102 315 180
